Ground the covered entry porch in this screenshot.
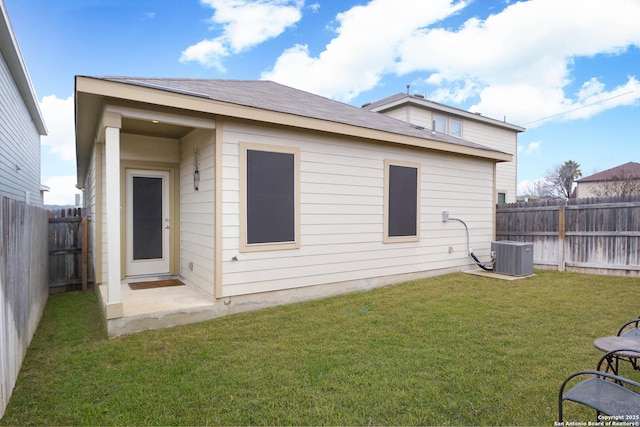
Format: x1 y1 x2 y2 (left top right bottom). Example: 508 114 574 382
74 80 221 328
94 106 216 321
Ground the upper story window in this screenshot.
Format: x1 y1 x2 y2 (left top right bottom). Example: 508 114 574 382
449 118 462 137
433 114 462 138
433 115 446 134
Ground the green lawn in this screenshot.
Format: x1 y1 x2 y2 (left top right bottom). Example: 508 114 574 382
2 270 639 425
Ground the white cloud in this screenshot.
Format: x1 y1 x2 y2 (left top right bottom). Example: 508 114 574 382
39 95 75 162
518 140 541 156
264 0 640 123
39 95 78 206
181 38 229 71
562 76 640 121
399 0 640 125
263 0 467 102
43 175 81 206
181 0 304 70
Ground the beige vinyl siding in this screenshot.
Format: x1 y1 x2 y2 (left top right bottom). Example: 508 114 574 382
406 105 432 129
376 104 517 203
120 134 179 163
220 122 494 297
99 142 108 283
179 129 215 294
83 144 99 284
575 182 591 198
0 52 42 205
378 105 431 129
462 121 516 203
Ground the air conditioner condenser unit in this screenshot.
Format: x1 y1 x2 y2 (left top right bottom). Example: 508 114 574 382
491 241 533 277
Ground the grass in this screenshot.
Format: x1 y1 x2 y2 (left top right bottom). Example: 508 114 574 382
1 270 639 425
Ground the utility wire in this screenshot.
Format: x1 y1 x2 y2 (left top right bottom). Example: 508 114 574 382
522 90 635 126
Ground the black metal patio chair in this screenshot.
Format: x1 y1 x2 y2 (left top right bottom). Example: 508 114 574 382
558 349 640 422
617 318 640 339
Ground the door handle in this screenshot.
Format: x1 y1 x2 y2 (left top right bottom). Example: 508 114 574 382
164 224 170 229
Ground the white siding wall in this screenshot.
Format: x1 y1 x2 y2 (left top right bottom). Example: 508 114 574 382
0 51 42 205
379 105 517 203
220 122 495 297
179 129 215 294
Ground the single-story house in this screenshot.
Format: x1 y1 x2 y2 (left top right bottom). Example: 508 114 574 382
575 161 640 198
75 76 512 335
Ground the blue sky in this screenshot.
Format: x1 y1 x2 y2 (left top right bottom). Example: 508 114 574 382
5 0 640 205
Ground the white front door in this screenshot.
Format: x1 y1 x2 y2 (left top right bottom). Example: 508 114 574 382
125 169 171 276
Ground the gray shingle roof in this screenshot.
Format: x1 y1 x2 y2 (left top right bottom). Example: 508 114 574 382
94 76 505 155
577 162 640 182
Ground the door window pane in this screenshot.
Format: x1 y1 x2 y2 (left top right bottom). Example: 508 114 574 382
132 176 163 260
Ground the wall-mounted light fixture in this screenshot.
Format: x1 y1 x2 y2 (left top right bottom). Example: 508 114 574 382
193 147 200 191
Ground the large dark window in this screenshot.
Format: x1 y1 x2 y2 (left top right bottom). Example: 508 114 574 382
245 148 296 246
385 161 420 242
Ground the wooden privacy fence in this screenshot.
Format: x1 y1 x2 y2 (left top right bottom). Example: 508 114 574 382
496 195 640 276
48 208 92 291
0 196 48 418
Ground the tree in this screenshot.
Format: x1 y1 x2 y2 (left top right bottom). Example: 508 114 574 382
524 179 555 200
546 160 582 199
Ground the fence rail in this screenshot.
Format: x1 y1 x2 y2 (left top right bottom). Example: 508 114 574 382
496 195 640 276
48 208 92 291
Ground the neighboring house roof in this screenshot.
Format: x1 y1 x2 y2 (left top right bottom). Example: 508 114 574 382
576 162 640 183
76 76 513 184
0 2 46 135
363 92 525 133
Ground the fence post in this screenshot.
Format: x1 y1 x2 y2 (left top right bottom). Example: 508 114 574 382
558 205 565 272
82 215 88 291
